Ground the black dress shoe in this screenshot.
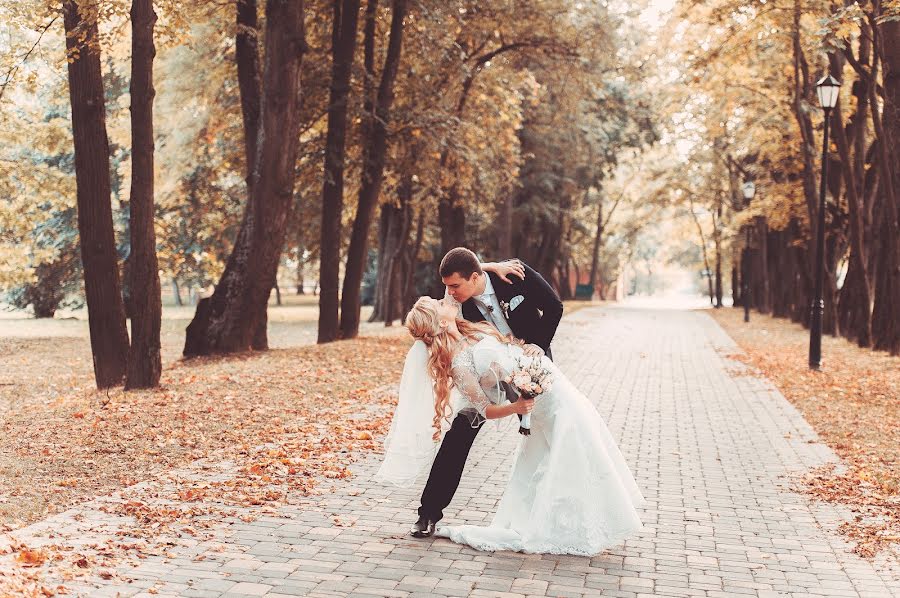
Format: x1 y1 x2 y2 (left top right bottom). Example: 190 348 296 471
410 517 435 538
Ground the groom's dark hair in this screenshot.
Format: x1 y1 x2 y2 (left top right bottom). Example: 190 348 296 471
440 247 483 279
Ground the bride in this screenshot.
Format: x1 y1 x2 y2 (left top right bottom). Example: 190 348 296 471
376 296 644 555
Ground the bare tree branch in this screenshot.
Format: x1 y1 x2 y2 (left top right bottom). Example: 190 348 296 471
0 17 59 103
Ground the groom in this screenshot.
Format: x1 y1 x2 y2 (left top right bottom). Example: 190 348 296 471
411 247 563 538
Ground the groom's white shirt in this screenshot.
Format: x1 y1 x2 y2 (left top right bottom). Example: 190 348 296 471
472 275 514 337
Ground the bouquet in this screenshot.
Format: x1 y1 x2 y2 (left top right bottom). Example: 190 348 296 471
504 355 553 436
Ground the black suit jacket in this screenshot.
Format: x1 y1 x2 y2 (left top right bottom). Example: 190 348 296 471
460 262 563 357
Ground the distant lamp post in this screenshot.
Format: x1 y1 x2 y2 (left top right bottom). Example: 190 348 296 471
741 181 756 323
809 75 841 370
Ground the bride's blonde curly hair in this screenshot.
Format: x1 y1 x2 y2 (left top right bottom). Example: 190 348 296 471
404 296 507 440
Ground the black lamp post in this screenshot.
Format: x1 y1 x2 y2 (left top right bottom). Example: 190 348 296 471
809 75 841 371
741 181 756 323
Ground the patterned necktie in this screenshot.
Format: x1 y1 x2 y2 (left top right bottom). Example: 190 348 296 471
473 296 494 319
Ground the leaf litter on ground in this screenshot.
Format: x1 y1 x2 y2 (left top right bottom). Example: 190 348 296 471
711 308 899 561
0 328 410 596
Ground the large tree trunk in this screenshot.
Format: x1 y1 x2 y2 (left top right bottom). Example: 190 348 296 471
824 219 844 336
296 266 305 294
791 0 821 240
438 191 466 257
789 15 844 336
183 0 306 356
765 223 806 322
783 225 802 320
382 177 413 326
557 259 573 301
369 205 391 321
554 195 571 301
295 223 308 294
772 228 795 320
713 201 723 308
296 260 306 295
831 50 873 347
790 0 835 332
731 264 739 307
318 0 361 343
63 0 130 388
371 173 413 324
125 0 161 389
838 254 869 344
788 218 813 325
768 229 785 318
784 226 800 320
403 205 425 309
872 211 900 353
714 239 722 307
122 253 135 319
172 278 183 306
742 246 752 310
688 198 714 305
872 18 900 355
589 193 603 293
339 0 407 339
754 216 770 314
236 0 261 191
235 0 268 349
791 11 819 222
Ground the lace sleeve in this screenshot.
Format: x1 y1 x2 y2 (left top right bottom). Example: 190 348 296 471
451 361 492 427
476 360 517 405
451 339 520 428
472 341 515 401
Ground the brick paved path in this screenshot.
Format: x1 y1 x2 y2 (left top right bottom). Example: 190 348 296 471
7 306 899 597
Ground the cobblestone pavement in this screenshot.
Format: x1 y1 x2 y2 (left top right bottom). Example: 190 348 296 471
6 306 899 597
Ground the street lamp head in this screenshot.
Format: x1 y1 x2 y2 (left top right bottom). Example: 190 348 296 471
816 75 841 110
742 181 756 201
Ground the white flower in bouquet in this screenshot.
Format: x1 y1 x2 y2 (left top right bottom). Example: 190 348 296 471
513 372 532 389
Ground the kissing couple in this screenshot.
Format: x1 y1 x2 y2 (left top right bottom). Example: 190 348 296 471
376 247 644 555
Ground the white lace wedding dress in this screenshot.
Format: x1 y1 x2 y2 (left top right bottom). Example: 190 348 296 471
436 335 644 555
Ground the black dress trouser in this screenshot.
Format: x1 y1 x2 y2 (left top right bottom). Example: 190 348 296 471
418 413 481 523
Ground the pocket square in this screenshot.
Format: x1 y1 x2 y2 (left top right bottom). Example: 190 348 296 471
509 295 525 311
